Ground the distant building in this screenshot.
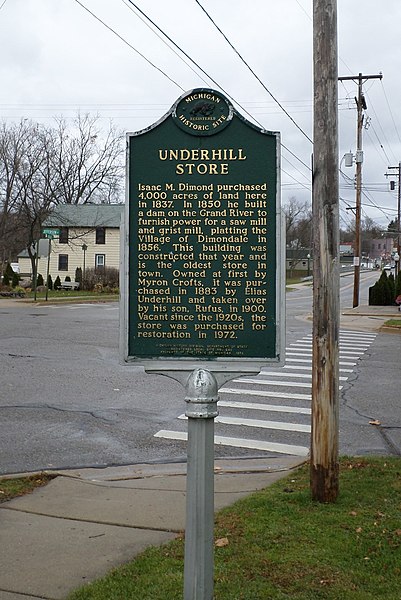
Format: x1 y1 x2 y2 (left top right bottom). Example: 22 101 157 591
369 237 395 261
17 204 123 282
340 242 353 255
286 248 312 273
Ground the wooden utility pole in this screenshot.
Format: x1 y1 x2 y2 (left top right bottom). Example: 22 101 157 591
338 73 382 307
386 163 401 277
311 0 340 503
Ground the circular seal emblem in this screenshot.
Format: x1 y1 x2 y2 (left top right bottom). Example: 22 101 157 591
173 88 233 136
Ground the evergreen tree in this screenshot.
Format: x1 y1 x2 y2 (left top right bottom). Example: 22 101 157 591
388 272 396 302
370 271 393 305
47 274 53 290
378 271 393 305
11 272 19 288
75 267 82 285
36 273 44 287
395 272 401 300
5 262 14 279
54 275 61 290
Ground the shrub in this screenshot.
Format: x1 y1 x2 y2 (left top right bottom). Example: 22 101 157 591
47 274 53 290
36 273 44 287
2 272 10 286
54 275 61 290
84 267 119 291
64 275 71 282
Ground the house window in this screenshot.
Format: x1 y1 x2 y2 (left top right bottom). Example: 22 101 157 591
58 254 68 271
95 254 105 269
96 227 106 244
59 227 69 244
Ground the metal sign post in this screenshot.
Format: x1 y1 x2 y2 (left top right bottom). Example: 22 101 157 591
121 88 284 598
184 369 218 600
45 238 52 301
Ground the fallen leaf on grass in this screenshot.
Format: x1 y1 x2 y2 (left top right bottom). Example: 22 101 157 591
320 579 334 586
215 537 229 547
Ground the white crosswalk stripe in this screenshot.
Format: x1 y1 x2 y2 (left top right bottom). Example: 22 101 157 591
178 413 311 433
218 400 311 415
283 364 353 373
45 303 118 310
286 357 357 366
154 430 309 457
153 329 376 457
220 388 311 400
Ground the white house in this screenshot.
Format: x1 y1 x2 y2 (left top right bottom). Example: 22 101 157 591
18 204 124 283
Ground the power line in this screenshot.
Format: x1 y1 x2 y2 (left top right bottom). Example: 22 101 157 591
120 0 211 88
72 0 185 92
380 80 401 145
124 0 313 178
365 91 398 165
281 167 311 192
195 0 313 144
365 127 394 168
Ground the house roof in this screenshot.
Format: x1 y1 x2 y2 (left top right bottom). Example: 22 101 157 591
43 203 124 228
17 249 30 258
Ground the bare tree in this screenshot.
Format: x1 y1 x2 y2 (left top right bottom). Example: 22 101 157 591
283 196 312 275
284 196 312 246
0 114 124 272
0 120 50 268
49 114 124 205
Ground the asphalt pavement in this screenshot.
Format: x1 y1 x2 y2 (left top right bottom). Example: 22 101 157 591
0 301 400 600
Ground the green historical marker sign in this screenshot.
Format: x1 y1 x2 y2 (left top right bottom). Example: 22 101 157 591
121 88 284 374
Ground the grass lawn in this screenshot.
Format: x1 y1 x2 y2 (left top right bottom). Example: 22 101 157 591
0 473 54 503
25 290 119 302
65 457 401 600
384 319 401 329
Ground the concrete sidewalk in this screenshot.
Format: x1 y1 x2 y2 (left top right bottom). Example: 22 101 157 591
0 303 399 600
0 456 304 600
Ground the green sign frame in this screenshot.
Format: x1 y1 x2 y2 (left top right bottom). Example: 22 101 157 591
121 88 284 376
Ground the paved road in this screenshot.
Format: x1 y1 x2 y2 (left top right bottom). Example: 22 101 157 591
1 272 400 474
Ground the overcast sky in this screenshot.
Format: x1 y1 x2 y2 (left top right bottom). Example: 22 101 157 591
0 0 400 230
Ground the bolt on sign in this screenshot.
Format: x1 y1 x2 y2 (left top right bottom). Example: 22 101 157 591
121 88 284 375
